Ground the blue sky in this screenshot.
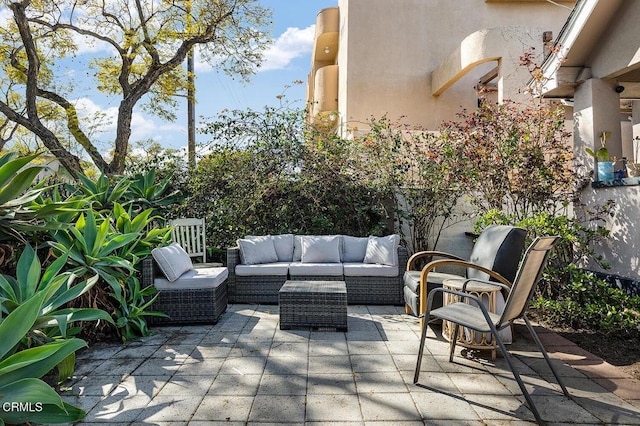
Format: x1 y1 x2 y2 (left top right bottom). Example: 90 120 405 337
1 1 338 153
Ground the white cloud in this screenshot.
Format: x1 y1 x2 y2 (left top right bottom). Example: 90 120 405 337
260 25 315 71
72 97 184 144
194 25 316 73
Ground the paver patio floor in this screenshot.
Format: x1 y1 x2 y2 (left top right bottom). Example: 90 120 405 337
62 304 640 425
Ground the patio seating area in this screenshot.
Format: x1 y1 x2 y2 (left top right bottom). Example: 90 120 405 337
63 304 640 424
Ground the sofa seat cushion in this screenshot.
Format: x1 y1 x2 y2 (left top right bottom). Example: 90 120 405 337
235 262 290 276
288 262 343 276
403 270 462 293
343 262 398 277
154 267 228 290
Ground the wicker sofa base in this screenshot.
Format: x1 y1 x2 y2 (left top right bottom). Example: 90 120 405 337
279 280 347 331
148 284 227 325
345 276 404 305
229 276 287 304
227 246 409 305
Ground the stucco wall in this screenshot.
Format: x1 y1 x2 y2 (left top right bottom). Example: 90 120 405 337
337 0 573 130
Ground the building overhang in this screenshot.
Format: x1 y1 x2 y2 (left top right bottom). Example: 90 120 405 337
536 0 635 99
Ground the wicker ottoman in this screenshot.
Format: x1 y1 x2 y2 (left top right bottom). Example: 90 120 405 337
279 280 348 331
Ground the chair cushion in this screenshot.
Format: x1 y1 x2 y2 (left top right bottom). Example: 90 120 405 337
237 236 279 265
301 235 341 263
343 262 398 277
152 243 194 282
154 266 228 290
403 270 463 293
467 225 527 282
288 262 343 276
364 234 400 266
341 236 369 262
235 262 290 277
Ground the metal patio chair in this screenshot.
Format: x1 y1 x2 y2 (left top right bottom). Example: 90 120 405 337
414 236 570 425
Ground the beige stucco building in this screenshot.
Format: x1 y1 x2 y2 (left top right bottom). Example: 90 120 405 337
539 0 640 284
307 0 575 134
307 0 640 286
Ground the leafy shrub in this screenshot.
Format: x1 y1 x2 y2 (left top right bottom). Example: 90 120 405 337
531 266 640 337
191 104 390 249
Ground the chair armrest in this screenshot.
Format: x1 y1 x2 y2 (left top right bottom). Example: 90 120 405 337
142 257 158 288
406 251 465 271
420 259 512 288
459 278 511 293
226 247 240 282
417 259 512 319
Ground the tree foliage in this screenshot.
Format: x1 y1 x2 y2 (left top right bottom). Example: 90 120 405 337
0 0 272 177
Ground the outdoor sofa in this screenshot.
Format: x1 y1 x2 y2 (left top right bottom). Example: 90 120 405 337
142 243 228 325
227 234 409 305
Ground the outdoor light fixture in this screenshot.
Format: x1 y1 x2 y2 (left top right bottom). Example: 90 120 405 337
324 46 331 54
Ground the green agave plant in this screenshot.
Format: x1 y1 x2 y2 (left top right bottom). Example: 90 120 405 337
0 245 112 345
125 169 182 217
0 152 75 243
0 280 87 424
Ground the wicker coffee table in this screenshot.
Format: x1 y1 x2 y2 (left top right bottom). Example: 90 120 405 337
279 280 348 331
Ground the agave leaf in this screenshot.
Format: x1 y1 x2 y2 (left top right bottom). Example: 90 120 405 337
0 167 43 206
0 152 39 187
0 339 87 388
0 378 85 424
46 274 98 311
0 291 47 360
15 245 41 301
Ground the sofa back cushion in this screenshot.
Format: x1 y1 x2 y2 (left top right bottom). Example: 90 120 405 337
237 236 279 265
364 234 400 266
342 236 369 262
301 235 342 263
152 242 194 282
272 234 294 262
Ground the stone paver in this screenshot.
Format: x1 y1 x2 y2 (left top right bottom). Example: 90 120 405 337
63 304 640 425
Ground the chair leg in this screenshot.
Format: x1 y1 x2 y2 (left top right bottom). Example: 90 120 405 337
449 324 460 362
414 314 430 383
490 323 545 425
523 315 570 397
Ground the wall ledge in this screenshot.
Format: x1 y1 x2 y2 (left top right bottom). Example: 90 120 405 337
591 177 640 188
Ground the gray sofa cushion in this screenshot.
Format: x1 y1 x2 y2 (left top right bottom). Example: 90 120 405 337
272 234 294 262
154 266 228 290
342 236 369 262
343 262 398 277
288 262 343 276
152 242 194 282
235 262 290 276
364 234 400 266
301 235 341 263
237 236 279 265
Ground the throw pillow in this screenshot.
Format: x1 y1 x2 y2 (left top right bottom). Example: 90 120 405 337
342 235 369 262
237 236 279 265
301 235 341 263
364 234 400 266
272 234 294 262
151 242 194 282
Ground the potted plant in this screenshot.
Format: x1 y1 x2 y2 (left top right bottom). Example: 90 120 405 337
627 136 640 178
586 131 616 181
